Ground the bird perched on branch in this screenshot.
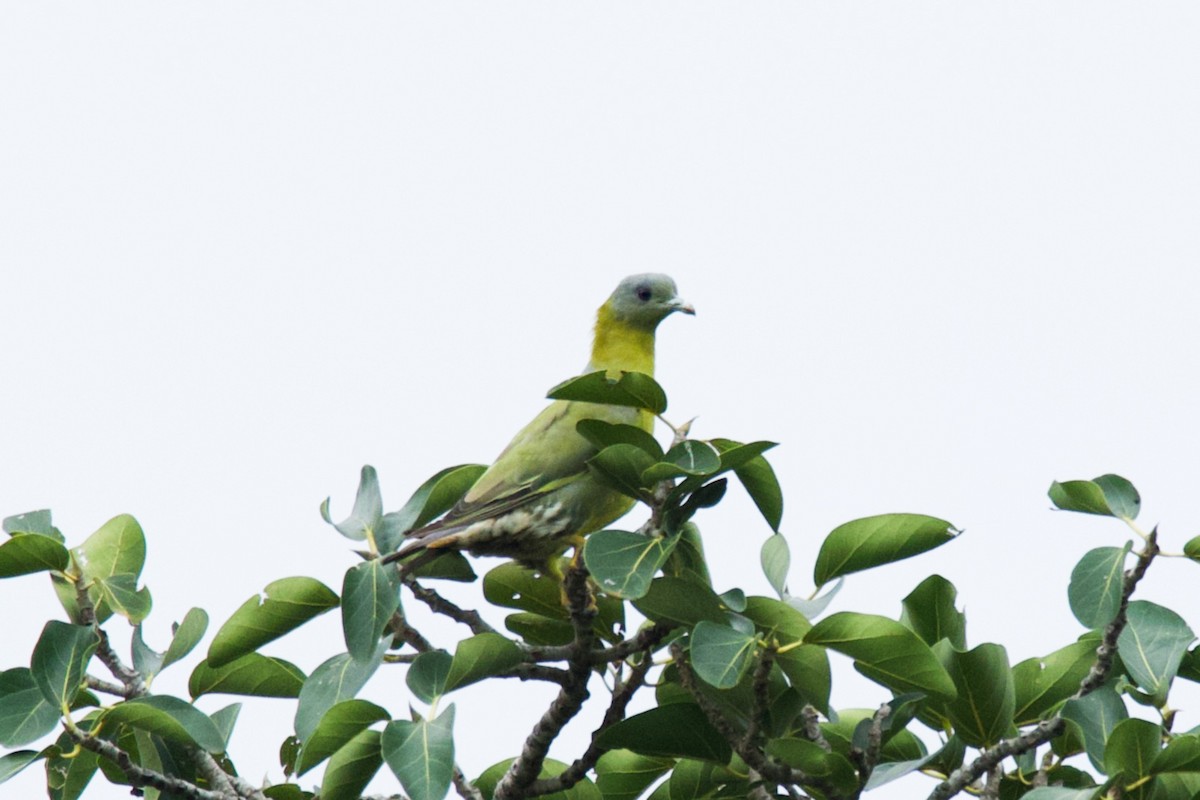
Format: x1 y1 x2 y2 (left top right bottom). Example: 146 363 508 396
395 273 693 575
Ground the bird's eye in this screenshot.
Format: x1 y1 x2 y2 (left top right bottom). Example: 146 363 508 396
636 286 652 302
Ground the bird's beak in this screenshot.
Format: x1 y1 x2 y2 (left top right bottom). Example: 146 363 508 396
669 296 696 315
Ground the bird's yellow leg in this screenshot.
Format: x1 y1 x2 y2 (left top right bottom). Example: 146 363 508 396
555 535 596 611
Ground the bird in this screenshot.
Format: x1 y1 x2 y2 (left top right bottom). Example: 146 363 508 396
393 274 694 576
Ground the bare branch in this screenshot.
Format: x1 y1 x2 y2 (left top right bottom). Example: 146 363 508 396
388 610 436 653
494 562 597 800
798 705 831 752
69 728 236 800
404 576 500 637
454 765 486 800
525 655 654 796
671 642 837 798
592 623 675 664
74 579 145 695
741 648 776 753
85 675 136 699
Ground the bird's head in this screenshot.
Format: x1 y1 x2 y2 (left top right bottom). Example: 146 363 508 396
603 273 695 330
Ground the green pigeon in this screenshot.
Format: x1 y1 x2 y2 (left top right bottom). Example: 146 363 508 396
396 274 693 573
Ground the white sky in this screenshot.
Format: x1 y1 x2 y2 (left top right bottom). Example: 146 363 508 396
3 4 1199 799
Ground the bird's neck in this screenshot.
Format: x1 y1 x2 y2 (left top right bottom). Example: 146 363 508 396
588 304 656 376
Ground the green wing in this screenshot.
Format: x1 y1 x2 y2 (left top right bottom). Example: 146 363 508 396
401 399 646 547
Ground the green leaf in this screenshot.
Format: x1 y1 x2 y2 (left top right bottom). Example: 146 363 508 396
505 613 573 646
1184 536 1200 564
188 654 305 699
760 534 789 598
596 704 731 763
4 509 63 541
1104 718 1161 784
1151 734 1200 774
45 738 98 800
0 533 69 578
341 561 401 662
633 577 726 627
207 576 339 668
379 464 488 552
383 705 456 800
103 695 227 753
1049 475 1140 520
161 607 209 674
577 419 664 460
1069 544 1132 629
294 641 387 741
265 786 314 800
0 668 60 746
0 750 42 785
320 465 383 542
296 699 389 776
444 633 524 692
72 514 147 623
407 651 452 704
707 439 783 532
1012 640 1099 725
821 707 928 763
485 562 569 620
863 753 939 791
31 621 98 712
940 643 1015 748
666 758 748 800
662 522 712 587
1061 686 1129 771
690 622 758 689
900 574 967 650
1118 600 1196 702
595 750 673 800
210 703 242 748
93 573 152 624
584 530 677 600
588 445 657 500
805 612 956 700
547 370 668 414
740 597 830 714
813 514 959 587
642 441 721 484
320 728 383 800
409 551 478 582
1018 789 1101 800
131 625 164 680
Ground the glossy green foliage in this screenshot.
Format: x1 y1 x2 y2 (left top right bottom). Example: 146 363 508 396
4 422 1198 800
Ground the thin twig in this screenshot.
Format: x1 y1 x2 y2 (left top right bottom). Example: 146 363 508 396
85 675 136 699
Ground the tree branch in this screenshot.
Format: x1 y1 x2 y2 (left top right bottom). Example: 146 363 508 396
69 727 236 800
926 528 1160 800
403 576 500 637
494 562 597 800
525 653 655 796
73 578 266 800
671 642 838 798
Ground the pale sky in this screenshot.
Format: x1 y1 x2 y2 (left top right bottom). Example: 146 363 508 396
3 5 1199 799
